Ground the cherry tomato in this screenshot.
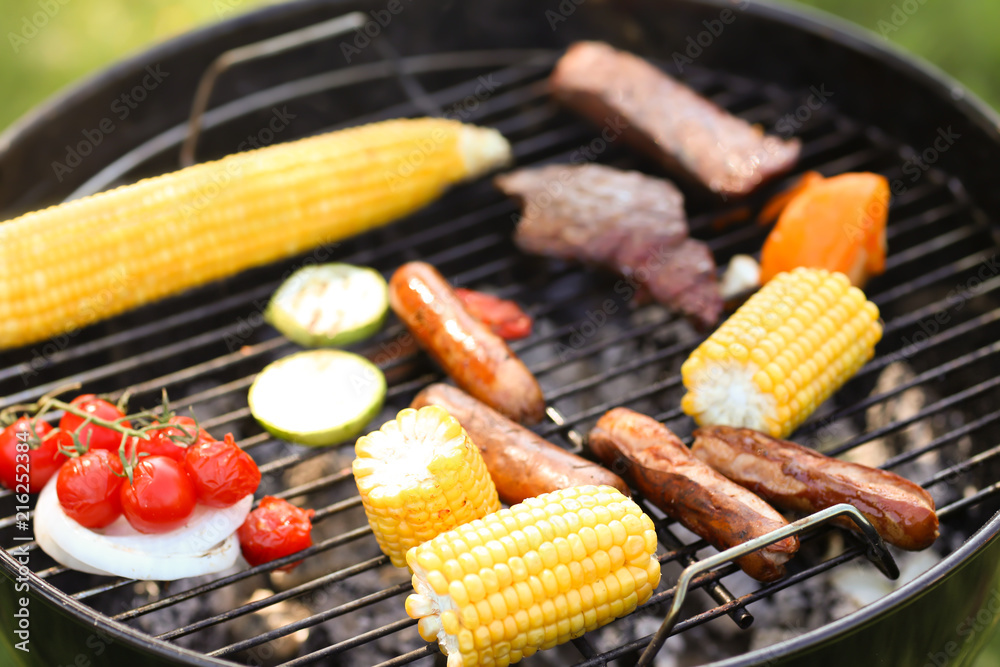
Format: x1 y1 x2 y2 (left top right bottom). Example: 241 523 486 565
59 395 131 452
120 456 197 534
237 496 315 570
454 288 533 340
56 449 124 529
183 433 260 508
0 417 65 493
137 416 214 461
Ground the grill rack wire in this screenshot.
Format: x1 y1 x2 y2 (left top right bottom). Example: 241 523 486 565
2 15 1000 667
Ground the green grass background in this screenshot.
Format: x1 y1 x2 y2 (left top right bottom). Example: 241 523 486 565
1 0 999 664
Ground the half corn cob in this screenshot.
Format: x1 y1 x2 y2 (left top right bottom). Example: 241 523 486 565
0 118 511 349
681 267 882 438
353 406 501 568
405 485 661 667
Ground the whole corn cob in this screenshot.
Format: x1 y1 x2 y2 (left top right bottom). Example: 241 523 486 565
681 267 882 438
0 118 511 350
353 406 501 568
405 485 661 667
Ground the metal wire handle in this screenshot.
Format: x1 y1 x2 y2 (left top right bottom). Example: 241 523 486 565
179 12 368 166
636 503 900 667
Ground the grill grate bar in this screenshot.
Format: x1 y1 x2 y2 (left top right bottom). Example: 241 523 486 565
112 528 382 620
370 646 438 667
574 547 866 667
156 556 388 641
923 442 1000 489
937 481 1000 519
825 374 1000 458
209 582 412 657
279 617 419 667
795 338 1000 440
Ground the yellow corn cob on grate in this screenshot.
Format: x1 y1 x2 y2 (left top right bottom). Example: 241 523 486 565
681 267 882 438
405 485 661 667
353 406 501 568
0 118 511 349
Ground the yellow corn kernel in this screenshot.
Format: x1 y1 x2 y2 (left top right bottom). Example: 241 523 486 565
0 118 511 350
681 267 882 438
405 486 661 667
353 406 501 568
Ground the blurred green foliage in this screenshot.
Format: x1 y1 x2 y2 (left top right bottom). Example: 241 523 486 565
0 0 997 132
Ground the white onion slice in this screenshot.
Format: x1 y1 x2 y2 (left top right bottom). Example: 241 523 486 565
34 476 252 580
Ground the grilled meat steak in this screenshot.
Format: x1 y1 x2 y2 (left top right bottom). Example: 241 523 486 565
550 41 801 197
495 163 722 328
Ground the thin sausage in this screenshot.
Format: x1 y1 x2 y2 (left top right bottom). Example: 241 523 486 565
692 425 938 550
389 262 545 424
589 408 798 582
411 384 628 504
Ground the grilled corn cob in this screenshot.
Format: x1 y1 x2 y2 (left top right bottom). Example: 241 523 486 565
405 485 661 667
353 406 501 568
681 267 882 438
0 118 511 350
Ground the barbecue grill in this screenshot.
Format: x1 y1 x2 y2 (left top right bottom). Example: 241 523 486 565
2 1 1000 666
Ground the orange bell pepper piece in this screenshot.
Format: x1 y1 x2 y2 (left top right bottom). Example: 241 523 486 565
759 172 889 286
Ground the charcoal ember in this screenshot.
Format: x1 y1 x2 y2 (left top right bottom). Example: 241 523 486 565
496 163 722 329
550 41 801 197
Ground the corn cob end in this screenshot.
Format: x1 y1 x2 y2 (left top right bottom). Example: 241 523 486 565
353 406 501 568
681 267 882 438
405 485 661 667
460 125 512 180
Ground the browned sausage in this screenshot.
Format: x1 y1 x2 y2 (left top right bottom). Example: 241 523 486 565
588 408 798 582
692 426 939 550
388 262 545 424
411 383 628 504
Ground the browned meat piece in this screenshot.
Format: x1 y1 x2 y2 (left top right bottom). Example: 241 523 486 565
495 163 722 328
692 426 939 550
411 383 629 504
389 262 545 424
588 408 798 582
550 41 801 197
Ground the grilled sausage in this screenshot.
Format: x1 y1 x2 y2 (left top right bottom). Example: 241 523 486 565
692 426 939 550
389 262 545 424
588 408 798 582
411 383 628 504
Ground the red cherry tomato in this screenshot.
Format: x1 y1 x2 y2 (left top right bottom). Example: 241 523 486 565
454 288 533 340
0 417 65 493
138 416 214 461
237 496 315 570
56 449 124 529
120 456 197 534
183 433 260 508
59 395 131 452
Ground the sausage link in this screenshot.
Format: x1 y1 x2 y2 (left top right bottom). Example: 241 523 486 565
692 425 939 550
389 262 545 424
411 383 628 504
589 408 798 582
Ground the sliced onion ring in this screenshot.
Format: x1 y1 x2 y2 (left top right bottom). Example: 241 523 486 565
35 476 252 580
